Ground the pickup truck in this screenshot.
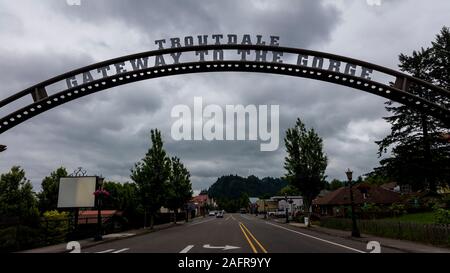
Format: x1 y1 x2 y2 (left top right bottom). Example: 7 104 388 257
267 210 286 217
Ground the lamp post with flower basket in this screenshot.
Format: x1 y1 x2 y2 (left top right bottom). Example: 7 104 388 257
93 177 109 241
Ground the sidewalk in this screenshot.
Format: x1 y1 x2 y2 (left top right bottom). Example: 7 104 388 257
20 219 193 253
274 218 450 253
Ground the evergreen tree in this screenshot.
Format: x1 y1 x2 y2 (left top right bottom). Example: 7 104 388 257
166 157 193 223
130 129 171 229
374 27 450 192
284 118 327 226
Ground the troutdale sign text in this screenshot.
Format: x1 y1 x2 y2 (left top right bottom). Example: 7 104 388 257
66 34 374 89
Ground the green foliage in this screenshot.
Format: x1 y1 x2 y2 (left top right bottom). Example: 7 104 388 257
389 203 407 217
279 185 301 196
208 175 287 200
38 167 68 213
0 166 39 225
363 172 390 186
42 210 69 245
320 218 450 247
326 179 344 191
166 157 193 222
374 26 450 192
361 203 382 219
284 118 327 209
0 225 43 252
434 208 450 224
130 129 171 228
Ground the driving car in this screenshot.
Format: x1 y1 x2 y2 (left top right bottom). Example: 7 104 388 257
216 210 224 218
208 210 216 216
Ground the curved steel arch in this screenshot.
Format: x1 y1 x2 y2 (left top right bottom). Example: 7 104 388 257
0 44 449 134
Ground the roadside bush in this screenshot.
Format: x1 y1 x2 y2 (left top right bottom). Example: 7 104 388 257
434 208 450 224
389 203 407 217
42 210 70 245
320 217 450 247
361 203 381 219
0 225 43 252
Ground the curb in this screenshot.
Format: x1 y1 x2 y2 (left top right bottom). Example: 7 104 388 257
288 223 449 253
22 220 194 253
248 214 449 253
72 221 194 253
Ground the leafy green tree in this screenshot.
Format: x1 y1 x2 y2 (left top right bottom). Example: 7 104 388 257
279 185 301 196
166 157 193 223
327 179 344 191
0 166 39 225
284 118 327 226
37 167 68 213
239 193 250 210
130 129 171 229
374 27 450 192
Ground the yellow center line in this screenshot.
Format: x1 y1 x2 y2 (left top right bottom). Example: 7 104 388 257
239 222 258 253
240 222 268 253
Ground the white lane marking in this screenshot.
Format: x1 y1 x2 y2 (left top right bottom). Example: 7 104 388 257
96 249 115 253
203 244 240 250
112 248 130 253
189 218 216 226
180 245 195 253
266 222 365 253
240 214 253 220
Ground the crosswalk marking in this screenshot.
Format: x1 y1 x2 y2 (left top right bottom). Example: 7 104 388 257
180 245 195 253
95 248 130 253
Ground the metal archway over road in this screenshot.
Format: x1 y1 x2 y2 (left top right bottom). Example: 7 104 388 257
1 43 449 134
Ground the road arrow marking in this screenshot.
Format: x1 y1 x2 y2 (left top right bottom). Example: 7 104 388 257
180 245 195 253
113 248 130 253
203 244 240 251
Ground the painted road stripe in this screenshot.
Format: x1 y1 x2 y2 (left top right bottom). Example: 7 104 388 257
240 223 268 253
239 223 258 253
180 245 195 253
266 222 365 253
189 218 216 226
112 248 130 253
240 214 252 221
96 249 115 253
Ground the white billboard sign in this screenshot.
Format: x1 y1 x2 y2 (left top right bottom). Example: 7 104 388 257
57 176 97 208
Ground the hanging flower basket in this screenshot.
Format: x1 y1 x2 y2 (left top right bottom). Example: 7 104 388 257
93 189 110 198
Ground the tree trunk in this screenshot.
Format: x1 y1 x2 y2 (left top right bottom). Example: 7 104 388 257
150 214 154 230
421 113 436 194
143 209 147 229
173 209 178 224
305 199 312 228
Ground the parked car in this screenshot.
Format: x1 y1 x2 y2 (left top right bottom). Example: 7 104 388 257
208 211 216 216
268 209 286 218
216 211 224 218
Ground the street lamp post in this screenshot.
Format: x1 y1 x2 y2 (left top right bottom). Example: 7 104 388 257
346 169 360 238
263 199 267 219
284 194 289 224
94 176 104 241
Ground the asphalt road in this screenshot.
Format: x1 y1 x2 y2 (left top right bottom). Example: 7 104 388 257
84 213 403 253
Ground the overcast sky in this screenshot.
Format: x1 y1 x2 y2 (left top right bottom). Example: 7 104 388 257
0 0 448 193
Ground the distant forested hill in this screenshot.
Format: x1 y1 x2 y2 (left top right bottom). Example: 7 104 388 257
208 175 287 199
